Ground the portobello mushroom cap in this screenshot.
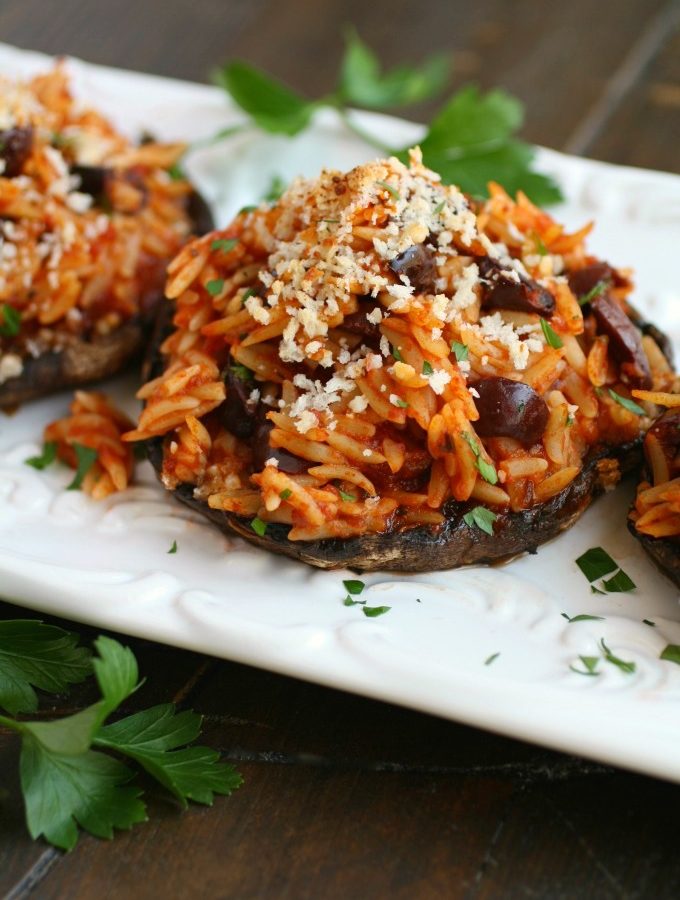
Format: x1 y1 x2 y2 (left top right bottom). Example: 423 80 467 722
0 189 214 409
628 409 680 589
143 306 651 573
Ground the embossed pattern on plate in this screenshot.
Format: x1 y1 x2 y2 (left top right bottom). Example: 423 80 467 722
0 43 679 782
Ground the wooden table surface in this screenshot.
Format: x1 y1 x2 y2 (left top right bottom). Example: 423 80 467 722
1 1 680 897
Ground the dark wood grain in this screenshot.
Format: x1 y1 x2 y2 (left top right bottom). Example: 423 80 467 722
1 0 679 897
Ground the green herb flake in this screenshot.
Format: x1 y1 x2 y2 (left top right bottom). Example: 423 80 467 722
540 318 563 349
460 431 498 485
238 204 258 215
484 652 500 666
229 363 252 381
250 517 267 537
206 279 225 297
570 655 600 677
643 619 656 627
168 541 178 555
394 397 409 409
375 180 400 201
167 162 185 181
433 200 446 215
608 389 645 417
343 579 365 596
0 303 21 337
660 645 680 665
391 345 403 362
578 281 607 306
337 488 356 502
211 238 239 253
343 595 365 607
463 505 497 536
422 361 434 376
263 174 287 203
279 488 292 500
599 638 636 674
534 233 548 256
25 441 57 471
214 62 314 136
241 287 257 306
575 547 618 583
591 585 606 595
67 444 98 491
451 340 469 362
561 613 606 624
362 605 391 618
602 569 636 593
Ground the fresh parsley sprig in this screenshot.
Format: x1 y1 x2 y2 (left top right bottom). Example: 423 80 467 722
213 30 562 205
0 622 241 851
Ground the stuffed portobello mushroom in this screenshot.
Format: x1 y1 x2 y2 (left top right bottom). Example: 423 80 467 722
0 65 212 408
629 402 680 588
124 151 676 572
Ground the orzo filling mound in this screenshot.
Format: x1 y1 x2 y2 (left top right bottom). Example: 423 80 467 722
0 65 195 393
125 149 676 543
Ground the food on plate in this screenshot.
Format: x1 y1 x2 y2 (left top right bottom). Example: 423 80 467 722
43 390 135 498
124 150 675 571
0 65 212 408
629 392 680 588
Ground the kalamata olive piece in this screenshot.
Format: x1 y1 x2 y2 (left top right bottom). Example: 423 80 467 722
251 416 308 474
591 294 652 389
70 164 111 198
222 367 259 439
647 408 680 464
473 376 549 445
478 257 555 317
0 126 33 177
389 243 437 294
567 262 616 305
342 299 382 339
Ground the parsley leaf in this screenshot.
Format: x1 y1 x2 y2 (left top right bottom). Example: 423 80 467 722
570 655 600 676
206 278 225 297
211 238 239 253
95 704 242 807
391 345 403 362
0 303 21 337
168 541 178 554
463 505 497 536
250 517 267 537
362 605 391 618
602 569 636 593
422 360 434 376
660 645 680 665
263 174 287 202
608 389 645 417
375 179 400 201
214 62 315 135
339 29 449 109
25 441 57 471
343 596 365 607
460 431 498 484
0 621 91 716
343 579 365 596
67 444 98 491
540 318 563 349
561 613 605 624
575 547 618 582
451 340 469 362
599 638 636 674
337 488 356 502
279 488 292 500
577 280 607 306
484 652 500 666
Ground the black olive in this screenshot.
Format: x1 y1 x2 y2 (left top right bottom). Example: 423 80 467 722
473 376 549 446
646 408 680 466
591 294 652 389
341 299 382 339
251 416 308 474
221 367 259 439
0 126 33 178
478 257 555 317
70 164 111 198
389 243 437 294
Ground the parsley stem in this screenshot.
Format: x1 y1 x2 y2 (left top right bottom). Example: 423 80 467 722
336 108 394 155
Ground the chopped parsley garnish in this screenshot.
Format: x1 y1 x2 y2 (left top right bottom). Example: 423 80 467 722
391 345 403 362
279 488 292 500
375 180 400 201
451 340 469 362
239 204 258 215
540 318 563 349
250 517 267 536
67 444 98 491
211 237 239 253
534 233 548 256
570 655 600 677
343 596 365 607
575 546 635 594
643 619 656 627
394 397 409 408
25 441 57 471
337 488 356 502
343 579 365 596
578 281 607 306
206 278 225 297
167 162 185 181
167 541 178 554
561 613 605 623
660 645 680 665
241 287 257 306
463 505 497 536
422 360 434 376
0 303 21 337
575 547 618 582
362 605 391 618
608 389 645 417
433 200 446 215
484 652 500 666
264 174 286 203
460 432 498 485
599 638 635 674
230 363 253 381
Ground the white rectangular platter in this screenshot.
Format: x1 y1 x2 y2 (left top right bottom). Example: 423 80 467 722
1 42 679 782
